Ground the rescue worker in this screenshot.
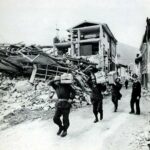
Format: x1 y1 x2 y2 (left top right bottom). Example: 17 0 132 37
49 75 76 137
129 74 141 115
111 77 122 112
125 79 129 89
87 72 106 123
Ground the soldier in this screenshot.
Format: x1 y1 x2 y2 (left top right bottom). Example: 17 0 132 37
111 77 122 112
87 72 106 123
129 74 141 115
49 75 76 137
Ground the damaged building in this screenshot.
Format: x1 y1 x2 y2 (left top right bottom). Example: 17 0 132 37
53 21 117 73
135 18 150 89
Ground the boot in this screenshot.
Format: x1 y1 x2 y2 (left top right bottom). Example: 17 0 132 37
114 105 117 112
136 112 140 115
93 117 98 123
129 111 134 114
61 130 67 137
57 126 63 135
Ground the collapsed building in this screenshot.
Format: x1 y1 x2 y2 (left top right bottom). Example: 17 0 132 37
0 43 100 126
0 21 118 108
0 42 99 108
0 22 118 127
0 43 96 80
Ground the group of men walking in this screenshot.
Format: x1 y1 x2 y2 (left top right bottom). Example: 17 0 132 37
49 71 141 137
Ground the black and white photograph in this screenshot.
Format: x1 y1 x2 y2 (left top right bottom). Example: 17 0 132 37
0 0 150 150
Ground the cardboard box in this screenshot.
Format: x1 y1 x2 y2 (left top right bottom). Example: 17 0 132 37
61 73 73 84
95 71 105 83
108 71 117 84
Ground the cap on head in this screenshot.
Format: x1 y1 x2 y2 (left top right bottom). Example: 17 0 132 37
54 76 60 81
115 77 120 82
132 74 138 79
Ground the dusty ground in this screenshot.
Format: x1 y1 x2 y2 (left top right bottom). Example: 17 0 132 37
0 86 150 150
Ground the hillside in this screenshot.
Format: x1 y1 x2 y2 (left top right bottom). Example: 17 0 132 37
117 42 139 66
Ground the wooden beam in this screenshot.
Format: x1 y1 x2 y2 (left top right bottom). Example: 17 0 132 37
30 64 37 83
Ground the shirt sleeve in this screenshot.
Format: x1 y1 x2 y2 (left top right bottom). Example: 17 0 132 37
48 80 57 89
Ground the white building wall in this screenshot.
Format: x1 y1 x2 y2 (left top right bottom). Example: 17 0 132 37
100 27 110 69
98 25 104 68
101 31 110 52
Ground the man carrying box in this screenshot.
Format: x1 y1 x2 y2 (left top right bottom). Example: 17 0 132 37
111 77 122 112
87 71 106 123
49 75 76 137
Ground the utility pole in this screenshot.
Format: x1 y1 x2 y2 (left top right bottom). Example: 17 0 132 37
56 24 60 38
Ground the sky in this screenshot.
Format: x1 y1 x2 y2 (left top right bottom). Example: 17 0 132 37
0 0 149 48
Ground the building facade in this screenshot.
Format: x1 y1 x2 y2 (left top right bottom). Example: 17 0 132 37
53 21 117 73
135 18 150 89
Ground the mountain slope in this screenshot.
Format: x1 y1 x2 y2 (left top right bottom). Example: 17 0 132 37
117 42 139 66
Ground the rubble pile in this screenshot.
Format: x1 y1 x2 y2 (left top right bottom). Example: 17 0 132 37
0 76 91 128
0 43 97 76
0 43 99 128
142 88 150 101
142 88 150 148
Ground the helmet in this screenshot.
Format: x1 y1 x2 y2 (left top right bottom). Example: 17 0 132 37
54 76 60 81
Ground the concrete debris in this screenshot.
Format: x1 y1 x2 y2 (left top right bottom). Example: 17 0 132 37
142 89 150 101
0 75 92 128
14 80 33 92
144 126 150 141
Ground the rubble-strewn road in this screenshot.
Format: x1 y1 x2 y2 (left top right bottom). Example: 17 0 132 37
0 87 150 150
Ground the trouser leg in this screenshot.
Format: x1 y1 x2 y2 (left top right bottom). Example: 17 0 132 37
112 96 115 108
62 108 70 131
112 96 118 112
53 108 63 128
98 100 103 120
115 99 118 111
136 99 140 114
93 102 98 121
130 98 135 113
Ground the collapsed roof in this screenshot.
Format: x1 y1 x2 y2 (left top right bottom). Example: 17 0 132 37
0 43 97 81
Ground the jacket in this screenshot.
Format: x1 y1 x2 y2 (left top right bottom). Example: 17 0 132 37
49 80 76 108
112 82 122 99
90 83 106 102
131 81 141 98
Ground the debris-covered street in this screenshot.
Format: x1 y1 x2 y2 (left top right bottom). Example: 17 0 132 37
0 87 149 150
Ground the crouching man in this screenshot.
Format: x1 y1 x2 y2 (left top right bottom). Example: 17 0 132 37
49 75 76 137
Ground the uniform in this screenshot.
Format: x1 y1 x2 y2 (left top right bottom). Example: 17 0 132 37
49 78 76 137
130 80 141 114
111 80 122 112
87 73 106 123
